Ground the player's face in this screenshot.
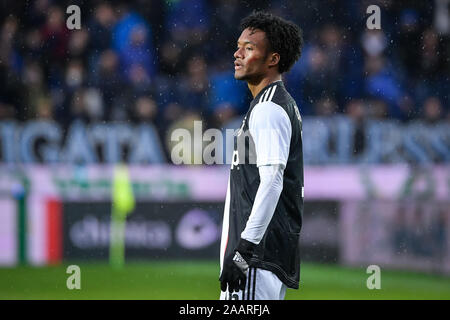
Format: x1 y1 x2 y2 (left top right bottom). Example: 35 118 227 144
234 28 270 82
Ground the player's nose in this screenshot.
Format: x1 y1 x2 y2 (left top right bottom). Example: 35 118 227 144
234 48 243 60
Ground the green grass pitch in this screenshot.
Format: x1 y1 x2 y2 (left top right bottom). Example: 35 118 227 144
1 261 450 300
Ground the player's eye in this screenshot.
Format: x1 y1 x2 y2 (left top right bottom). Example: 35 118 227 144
246 47 253 51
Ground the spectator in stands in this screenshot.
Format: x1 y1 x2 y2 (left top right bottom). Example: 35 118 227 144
414 28 449 109
0 16 20 75
23 0 50 29
35 96 53 120
208 68 248 128
158 40 185 75
132 96 158 124
318 24 343 76
209 0 245 63
314 96 339 117
22 61 47 120
366 99 389 119
397 94 418 122
88 2 116 53
90 50 124 120
363 54 404 119
345 99 366 156
22 29 44 61
175 55 210 113
0 102 14 120
112 4 156 81
67 29 90 64
120 24 156 83
418 28 443 78
40 6 69 69
301 45 338 113
68 88 90 123
64 60 85 92
166 0 210 46
396 8 422 78
422 97 443 124
53 60 86 126
0 16 25 120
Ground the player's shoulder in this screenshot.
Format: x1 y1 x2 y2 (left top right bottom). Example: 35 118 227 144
256 82 296 113
250 100 291 129
253 83 294 115
255 81 290 105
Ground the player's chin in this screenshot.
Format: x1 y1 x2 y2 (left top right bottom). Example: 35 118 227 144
234 71 247 80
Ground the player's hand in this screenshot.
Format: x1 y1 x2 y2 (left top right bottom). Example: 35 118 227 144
219 239 256 292
220 251 248 292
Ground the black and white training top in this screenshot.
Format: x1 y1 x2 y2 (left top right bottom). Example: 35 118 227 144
220 80 304 289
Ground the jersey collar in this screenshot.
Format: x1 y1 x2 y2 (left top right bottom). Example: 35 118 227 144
252 80 283 105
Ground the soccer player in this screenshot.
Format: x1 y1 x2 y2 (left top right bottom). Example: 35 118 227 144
219 11 304 300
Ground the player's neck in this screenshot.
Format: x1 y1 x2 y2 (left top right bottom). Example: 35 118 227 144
247 74 282 98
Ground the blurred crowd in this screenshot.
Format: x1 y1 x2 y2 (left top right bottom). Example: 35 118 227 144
0 0 449 159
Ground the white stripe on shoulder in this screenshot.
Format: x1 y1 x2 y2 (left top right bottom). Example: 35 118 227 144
262 87 272 102
258 89 268 104
266 85 277 102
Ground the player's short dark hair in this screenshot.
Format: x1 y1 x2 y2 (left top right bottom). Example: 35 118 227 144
240 11 303 74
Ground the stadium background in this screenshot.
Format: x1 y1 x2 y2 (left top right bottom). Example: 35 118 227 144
0 0 449 299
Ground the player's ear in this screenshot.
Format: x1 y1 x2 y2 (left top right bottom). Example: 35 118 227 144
268 52 280 68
